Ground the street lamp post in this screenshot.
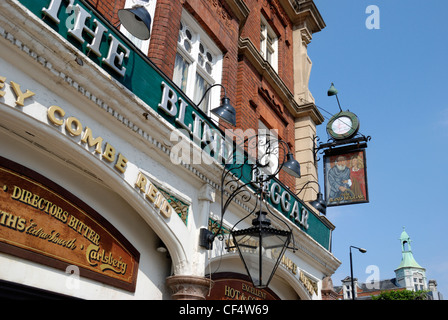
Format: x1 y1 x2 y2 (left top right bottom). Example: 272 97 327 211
349 245 367 300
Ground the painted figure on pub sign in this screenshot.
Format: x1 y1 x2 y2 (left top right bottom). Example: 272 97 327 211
324 149 369 207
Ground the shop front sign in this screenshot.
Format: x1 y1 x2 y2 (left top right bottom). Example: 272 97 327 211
207 273 280 300
0 157 140 292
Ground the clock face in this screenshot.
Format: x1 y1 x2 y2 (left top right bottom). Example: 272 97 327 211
331 116 352 135
327 111 360 140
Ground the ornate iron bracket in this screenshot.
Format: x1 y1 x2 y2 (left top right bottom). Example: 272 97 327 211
200 133 299 250
314 134 371 162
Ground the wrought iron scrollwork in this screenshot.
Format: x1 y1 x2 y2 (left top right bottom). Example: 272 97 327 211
213 133 296 242
314 133 372 161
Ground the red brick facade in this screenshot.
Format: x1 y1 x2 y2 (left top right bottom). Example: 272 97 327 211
148 0 183 76
88 0 126 25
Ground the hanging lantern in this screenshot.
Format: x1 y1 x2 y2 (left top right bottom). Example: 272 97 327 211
231 211 292 289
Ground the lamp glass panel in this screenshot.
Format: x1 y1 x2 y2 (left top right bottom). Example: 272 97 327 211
233 228 290 288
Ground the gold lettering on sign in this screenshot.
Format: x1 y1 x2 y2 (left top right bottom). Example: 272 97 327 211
10 81 35 106
7 185 102 246
67 215 101 245
1 74 172 227
11 186 69 223
0 161 139 292
48 105 65 126
86 244 128 275
0 210 26 231
280 254 297 275
102 143 116 163
224 284 267 300
65 116 83 136
241 283 267 299
207 278 280 300
81 127 104 154
46 105 129 175
0 209 77 250
0 76 35 105
25 222 77 250
114 153 128 174
135 172 173 218
0 76 6 97
299 271 319 296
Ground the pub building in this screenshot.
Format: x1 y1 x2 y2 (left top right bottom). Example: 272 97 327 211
0 0 341 300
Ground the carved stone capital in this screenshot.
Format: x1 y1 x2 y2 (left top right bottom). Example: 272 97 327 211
166 275 214 300
321 276 339 300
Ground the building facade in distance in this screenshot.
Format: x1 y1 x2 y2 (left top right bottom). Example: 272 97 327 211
334 228 443 300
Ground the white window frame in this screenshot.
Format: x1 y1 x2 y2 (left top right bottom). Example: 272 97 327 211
412 272 425 291
120 0 157 54
173 9 223 117
260 15 278 72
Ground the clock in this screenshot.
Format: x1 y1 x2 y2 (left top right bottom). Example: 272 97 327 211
326 111 360 140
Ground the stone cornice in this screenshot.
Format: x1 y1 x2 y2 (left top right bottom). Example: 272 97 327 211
280 0 326 32
224 0 250 30
295 102 324 125
238 37 292 106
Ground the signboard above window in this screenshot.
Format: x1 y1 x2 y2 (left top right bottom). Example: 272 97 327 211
0 157 140 292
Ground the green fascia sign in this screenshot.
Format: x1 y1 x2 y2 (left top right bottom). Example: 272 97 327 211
16 0 333 250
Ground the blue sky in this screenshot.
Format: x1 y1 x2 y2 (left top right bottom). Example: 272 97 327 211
308 0 448 297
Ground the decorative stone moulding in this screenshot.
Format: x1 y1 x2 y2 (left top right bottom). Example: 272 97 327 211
166 275 214 300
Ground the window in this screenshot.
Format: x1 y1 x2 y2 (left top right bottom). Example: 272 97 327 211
412 273 425 291
173 53 190 92
120 0 157 54
344 284 352 299
173 10 223 115
260 16 278 72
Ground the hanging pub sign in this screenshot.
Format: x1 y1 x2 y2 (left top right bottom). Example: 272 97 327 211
323 148 369 207
0 156 140 292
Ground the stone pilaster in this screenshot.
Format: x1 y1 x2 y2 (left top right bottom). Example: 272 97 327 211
292 0 326 107
295 114 319 202
291 1 326 206
321 277 339 300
